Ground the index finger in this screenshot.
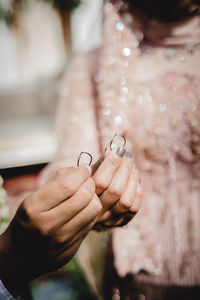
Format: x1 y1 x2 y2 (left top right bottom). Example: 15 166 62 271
93 147 126 195
31 165 91 211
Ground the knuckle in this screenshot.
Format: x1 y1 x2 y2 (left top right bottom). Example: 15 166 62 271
36 214 57 237
55 168 68 178
58 178 77 195
130 206 138 213
21 197 35 221
38 221 53 237
94 175 107 191
55 234 67 245
119 198 132 210
107 185 121 198
130 201 141 213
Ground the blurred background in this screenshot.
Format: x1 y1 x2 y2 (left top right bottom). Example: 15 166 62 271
0 0 102 170
0 0 103 299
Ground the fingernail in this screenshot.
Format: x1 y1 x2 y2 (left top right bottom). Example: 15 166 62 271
125 151 133 159
137 180 142 192
116 147 126 157
103 146 108 156
84 165 92 176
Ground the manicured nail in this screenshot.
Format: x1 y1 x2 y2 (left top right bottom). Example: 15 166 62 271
125 151 133 159
116 147 126 157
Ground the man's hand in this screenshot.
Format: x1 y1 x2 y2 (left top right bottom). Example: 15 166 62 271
0 166 102 296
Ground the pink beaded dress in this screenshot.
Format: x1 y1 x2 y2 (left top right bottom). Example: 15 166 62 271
40 1 200 299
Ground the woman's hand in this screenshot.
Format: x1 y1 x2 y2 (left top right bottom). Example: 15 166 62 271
0 165 102 297
92 147 143 230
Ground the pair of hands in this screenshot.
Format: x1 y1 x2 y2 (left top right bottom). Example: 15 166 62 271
0 146 142 297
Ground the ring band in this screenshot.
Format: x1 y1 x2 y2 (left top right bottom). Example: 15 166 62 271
110 133 126 150
77 151 93 167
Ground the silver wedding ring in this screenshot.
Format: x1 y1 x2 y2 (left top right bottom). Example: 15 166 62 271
110 133 126 150
77 151 93 167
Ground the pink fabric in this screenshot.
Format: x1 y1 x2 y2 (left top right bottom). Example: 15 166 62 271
40 1 200 287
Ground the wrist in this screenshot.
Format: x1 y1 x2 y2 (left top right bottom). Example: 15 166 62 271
0 228 28 297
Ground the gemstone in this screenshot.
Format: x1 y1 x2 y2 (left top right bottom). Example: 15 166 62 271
122 48 131 57
102 108 111 116
114 115 122 125
120 86 128 95
115 22 125 32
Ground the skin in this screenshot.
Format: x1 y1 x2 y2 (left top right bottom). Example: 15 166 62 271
0 148 142 297
93 147 143 229
0 165 101 297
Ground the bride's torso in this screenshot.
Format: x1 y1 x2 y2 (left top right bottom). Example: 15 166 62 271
44 2 200 286
93 2 200 285
110 46 200 286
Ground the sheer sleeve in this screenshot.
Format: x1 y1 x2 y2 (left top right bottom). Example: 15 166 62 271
39 51 100 184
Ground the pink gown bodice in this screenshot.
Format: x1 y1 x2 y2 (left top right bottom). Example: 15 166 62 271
40 2 200 286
